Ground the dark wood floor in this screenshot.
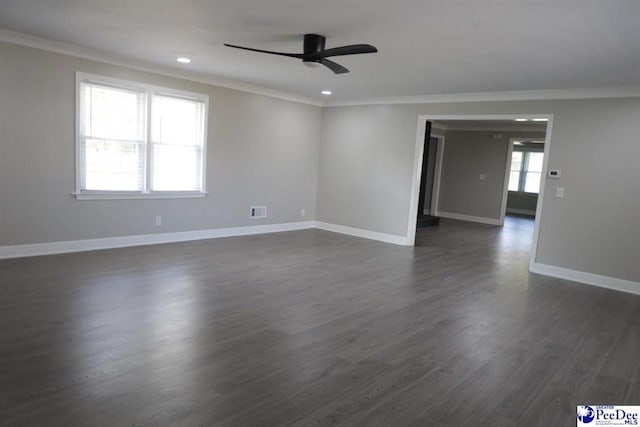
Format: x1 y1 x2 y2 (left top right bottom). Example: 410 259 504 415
1 216 639 426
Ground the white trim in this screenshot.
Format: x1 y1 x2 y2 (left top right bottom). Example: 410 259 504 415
75 72 209 197
77 71 209 101
0 28 321 107
437 211 502 226
506 208 536 216
500 136 545 224
429 134 445 216
531 263 640 296
315 222 409 246
0 220 417 259
529 116 554 271
499 140 515 225
324 87 640 107
73 192 207 200
0 221 316 259
406 117 428 245
407 114 553 273
3 29 640 108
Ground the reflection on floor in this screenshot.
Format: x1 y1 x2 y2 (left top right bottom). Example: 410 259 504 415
2 216 639 426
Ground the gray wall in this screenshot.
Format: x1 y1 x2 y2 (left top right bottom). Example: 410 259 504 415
0 42 322 245
317 99 640 282
507 193 538 214
2 40 640 284
437 130 545 220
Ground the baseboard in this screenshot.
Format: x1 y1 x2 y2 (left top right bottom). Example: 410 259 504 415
0 220 410 259
6 223 637 299
530 262 640 296
506 208 536 216
314 221 410 246
0 221 316 259
437 211 502 226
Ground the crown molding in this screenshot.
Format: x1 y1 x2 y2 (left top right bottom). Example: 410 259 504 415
324 86 640 107
3 28 640 108
0 28 323 107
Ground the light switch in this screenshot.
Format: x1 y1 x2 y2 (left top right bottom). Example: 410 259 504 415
479 174 486 181
556 187 564 198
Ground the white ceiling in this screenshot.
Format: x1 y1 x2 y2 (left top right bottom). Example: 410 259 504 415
1 0 639 103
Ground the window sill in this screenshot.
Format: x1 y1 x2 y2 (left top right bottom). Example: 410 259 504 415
73 192 207 200
508 191 539 197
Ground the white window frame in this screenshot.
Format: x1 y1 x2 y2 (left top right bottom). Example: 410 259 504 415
74 72 209 200
509 143 544 194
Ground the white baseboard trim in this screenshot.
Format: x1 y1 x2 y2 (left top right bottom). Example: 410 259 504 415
506 208 536 216
315 221 410 246
530 262 640 296
5 223 637 298
0 221 315 259
438 211 502 226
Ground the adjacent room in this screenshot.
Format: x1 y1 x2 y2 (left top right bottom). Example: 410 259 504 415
1 1 640 425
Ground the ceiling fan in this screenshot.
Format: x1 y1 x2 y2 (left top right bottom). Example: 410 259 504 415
224 34 377 74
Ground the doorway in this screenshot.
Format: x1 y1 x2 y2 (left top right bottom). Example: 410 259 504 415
416 121 441 228
407 114 553 271
501 138 546 219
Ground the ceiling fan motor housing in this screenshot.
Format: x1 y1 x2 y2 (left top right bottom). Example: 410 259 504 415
303 34 325 65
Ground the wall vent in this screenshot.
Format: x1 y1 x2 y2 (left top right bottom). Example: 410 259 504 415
250 206 267 219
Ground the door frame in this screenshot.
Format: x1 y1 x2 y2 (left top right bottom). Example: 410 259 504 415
500 137 547 222
406 114 554 271
425 133 445 216
498 138 516 225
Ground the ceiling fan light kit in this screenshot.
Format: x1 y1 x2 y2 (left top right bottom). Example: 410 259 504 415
224 33 377 74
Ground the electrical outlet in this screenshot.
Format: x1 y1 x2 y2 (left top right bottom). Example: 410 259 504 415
155 215 162 226
301 208 306 217
556 187 564 198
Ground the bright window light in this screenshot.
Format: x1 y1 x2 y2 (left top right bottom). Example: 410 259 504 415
151 95 205 191
508 148 544 194
77 74 208 198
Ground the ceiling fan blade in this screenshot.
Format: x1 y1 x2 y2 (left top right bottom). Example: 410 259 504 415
308 44 377 59
224 44 304 59
319 58 349 74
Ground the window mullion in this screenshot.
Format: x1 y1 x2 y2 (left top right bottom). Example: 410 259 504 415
75 73 208 197
145 89 153 193
519 152 529 192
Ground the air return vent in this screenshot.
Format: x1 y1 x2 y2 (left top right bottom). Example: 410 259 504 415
250 206 267 219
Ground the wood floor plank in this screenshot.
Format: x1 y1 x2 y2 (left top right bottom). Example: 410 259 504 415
1 216 639 426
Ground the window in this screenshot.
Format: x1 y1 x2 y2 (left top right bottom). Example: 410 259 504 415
76 73 208 199
508 146 544 194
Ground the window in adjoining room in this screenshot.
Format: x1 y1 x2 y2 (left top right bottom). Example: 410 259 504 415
508 142 544 194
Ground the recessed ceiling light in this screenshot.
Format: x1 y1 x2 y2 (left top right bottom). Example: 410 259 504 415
532 118 549 122
176 57 191 64
321 90 332 95
515 118 528 122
